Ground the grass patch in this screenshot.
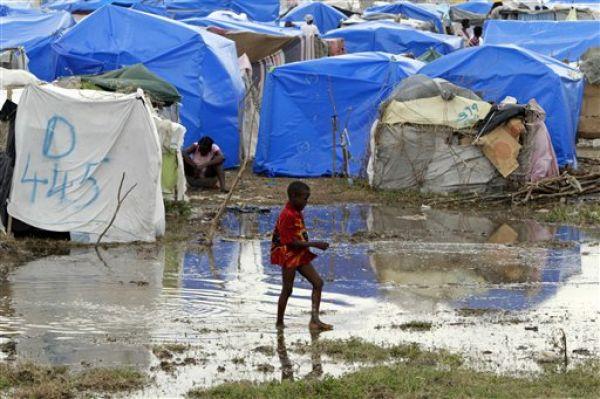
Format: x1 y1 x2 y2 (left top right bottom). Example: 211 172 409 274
393 321 432 331
291 337 459 367
164 200 193 219
188 359 600 399
0 362 146 398
541 204 600 226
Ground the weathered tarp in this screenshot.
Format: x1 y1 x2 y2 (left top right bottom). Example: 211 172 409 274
52 6 244 167
185 10 300 36
8 85 164 243
0 3 44 15
165 0 279 22
323 21 462 57
420 44 584 167
452 1 493 15
81 64 181 105
254 52 424 177
281 1 347 34
484 20 600 62
45 0 141 12
0 11 74 81
365 1 445 33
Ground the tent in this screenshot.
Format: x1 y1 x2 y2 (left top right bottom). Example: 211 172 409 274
452 1 493 15
420 44 584 167
165 0 279 22
484 20 600 62
0 3 45 15
7 84 164 243
323 21 462 57
45 0 138 13
52 5 244 167
281 1 348 34
80 63 181 105
185 10 300 36
0 11 74 81
364 1 445 33
254 52 424 177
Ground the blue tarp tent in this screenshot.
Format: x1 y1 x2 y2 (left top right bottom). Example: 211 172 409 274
420 44 584 167
185 10 300 36
52 6 245 167
281 2 347 34
0 11 74 81
45 0 140 12
452 1 493 15
165 0 279 22
484 21 600 62
0 4 45 15
323 21 462 57
255 53 424 177
365 1 445 33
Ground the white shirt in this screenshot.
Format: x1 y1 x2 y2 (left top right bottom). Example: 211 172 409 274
301 23 320 36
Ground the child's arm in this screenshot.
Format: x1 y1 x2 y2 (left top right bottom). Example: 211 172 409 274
289 241 329 251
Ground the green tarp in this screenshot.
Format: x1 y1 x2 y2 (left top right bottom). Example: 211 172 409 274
81 63 181 104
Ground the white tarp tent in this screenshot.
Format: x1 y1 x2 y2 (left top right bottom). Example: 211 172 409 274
7 84 165 243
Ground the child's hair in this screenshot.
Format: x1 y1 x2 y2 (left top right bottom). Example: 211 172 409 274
474 26 483 37
198 136 214 147
287 181 310 198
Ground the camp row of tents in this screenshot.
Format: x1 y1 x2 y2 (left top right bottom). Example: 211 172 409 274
0 0 599 243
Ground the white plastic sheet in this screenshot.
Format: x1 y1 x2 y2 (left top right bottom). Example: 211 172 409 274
8 85 164 243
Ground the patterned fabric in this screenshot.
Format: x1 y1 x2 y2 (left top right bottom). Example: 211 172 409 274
271 202 317 268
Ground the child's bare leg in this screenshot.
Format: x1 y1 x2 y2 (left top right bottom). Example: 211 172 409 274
277 267 296 327
298 264 333 331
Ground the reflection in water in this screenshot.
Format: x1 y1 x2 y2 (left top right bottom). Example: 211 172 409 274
0 204 597 396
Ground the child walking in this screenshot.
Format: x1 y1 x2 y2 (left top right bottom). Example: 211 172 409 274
271 181 333 331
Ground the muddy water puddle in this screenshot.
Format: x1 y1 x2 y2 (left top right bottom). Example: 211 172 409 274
0 205 598 397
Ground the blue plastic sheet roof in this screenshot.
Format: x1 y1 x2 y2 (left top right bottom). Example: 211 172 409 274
365 1 445 33
52 5 245 167
0 3 45 15
254 53 424 177
0 11 74 81
420 44 584 167
185 10 300 36
281 1 347 34
45 0 139 12
451 1 493 15
484 20 600 62
165 0 279 22
323 21 463 57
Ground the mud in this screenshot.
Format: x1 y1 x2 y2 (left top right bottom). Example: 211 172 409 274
0 204 598 398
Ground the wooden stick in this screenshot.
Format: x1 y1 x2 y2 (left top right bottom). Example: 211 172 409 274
205 158 249 245
95 172 137 247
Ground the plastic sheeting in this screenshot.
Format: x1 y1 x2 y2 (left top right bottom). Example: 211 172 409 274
452 1 493 16
185 10 300 36
323 21 463 57
365 1 445 33
0 11 74 81
52 6 245 168
8 85 165 243
420 44 584 167
281 1 348 34
484 20 600 62
45 0 137 12
254 52 423 177
165 0 279 22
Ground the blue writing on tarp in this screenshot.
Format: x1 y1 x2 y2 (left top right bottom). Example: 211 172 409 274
20 115 108 208
42 115 76 159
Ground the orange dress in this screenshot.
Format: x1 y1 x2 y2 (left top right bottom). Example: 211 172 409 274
271 202 317 269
